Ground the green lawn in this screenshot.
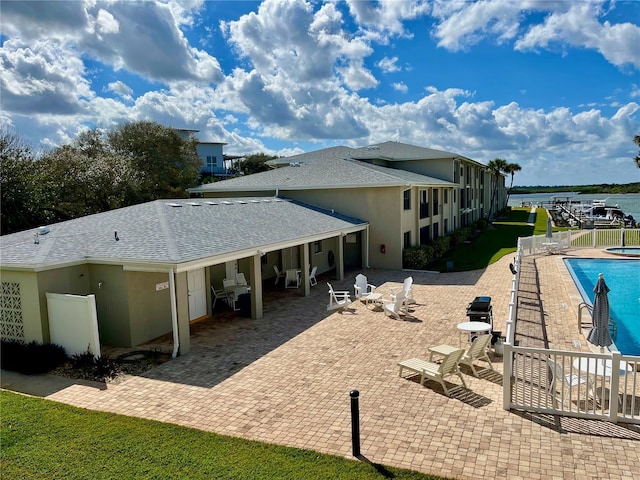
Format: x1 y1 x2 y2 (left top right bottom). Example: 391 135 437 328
430 208 535 271
1 390 451 480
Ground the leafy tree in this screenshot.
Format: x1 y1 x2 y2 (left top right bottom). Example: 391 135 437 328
242 153 277 175
0 128 47 234
107 121 201 200
37 142 143 220
503 162 522 205
634 134 639 168
487 158 508 219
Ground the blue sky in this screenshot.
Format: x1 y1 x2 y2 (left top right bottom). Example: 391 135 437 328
1 0 639 186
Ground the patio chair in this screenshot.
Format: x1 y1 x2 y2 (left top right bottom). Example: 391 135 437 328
382 291 407 320
353 273 376 300
327 282 352 312
273 265 286 286
235 272 248 286
285 269 300 288
210 285 228 310
546 357 595 409
398 348 467 397
390 276 415 305
459 334 494 376
309 266 318 286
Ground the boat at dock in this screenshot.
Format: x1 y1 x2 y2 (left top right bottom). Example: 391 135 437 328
551 197 636 229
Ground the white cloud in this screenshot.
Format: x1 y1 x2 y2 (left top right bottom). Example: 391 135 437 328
392 82 408 93
378 56 401 73
107 81 133 101
515 3 640 68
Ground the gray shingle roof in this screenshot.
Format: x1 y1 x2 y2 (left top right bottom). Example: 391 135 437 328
266 146 355 166
0 198 366 269
190 157 455 193
350 141 459 161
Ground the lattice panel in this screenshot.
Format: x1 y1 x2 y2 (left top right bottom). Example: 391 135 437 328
0 282 24 341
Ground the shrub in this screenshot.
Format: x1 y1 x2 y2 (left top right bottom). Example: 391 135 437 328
70 350 122 382
403 245 434 269
432 236 451 258
0 339 68 374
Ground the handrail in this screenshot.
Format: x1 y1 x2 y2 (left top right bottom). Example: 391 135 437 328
578 302 593 332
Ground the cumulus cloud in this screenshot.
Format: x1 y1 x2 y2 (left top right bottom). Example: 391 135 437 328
107 81 133 101
515 3 640 68
392 82 408 93
378 56 401 73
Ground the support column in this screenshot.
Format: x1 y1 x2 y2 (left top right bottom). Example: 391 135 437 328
337 235 345 281
174 271 191 355
250 254 263 319
301 242 310 296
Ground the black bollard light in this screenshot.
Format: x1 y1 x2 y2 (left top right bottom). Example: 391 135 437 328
350 389 360 457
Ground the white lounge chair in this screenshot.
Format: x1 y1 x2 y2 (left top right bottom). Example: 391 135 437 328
546 357 595 409
353 273 376 300
273 265 286 286
461 334 494 376
309 266 318 286
398 348 467 397
390 276 415 305
235 272 248 286
327 282 352 312
382 292 407 320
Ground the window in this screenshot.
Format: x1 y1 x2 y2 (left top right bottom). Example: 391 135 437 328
206 155 217 169
420 226 430 244
433 222 439 240
444 218 449 235
403 189 411 210
444 189 448 204
433 189 439 216
419 190 429 218
314 241 322 254
403 231 411 249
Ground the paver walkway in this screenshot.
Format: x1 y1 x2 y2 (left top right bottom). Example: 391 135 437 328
3 250 640 480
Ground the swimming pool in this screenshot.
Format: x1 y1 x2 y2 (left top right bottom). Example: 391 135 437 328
564 258 640 355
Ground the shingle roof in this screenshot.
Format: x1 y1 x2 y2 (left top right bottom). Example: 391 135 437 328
190 157 455 193
350 141 459 161
0 198 366 269
266 146 355 166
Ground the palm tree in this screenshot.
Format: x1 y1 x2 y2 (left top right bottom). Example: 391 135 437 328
487 158 508 219
504 162 522 206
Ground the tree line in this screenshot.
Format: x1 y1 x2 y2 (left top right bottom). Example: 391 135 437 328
0 121 271 235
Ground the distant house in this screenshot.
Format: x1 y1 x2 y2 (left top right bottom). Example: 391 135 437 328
190 141 507 270
0 198 367 355
196 142 229 177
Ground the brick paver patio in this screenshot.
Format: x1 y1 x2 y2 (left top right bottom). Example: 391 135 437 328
3 249 639 479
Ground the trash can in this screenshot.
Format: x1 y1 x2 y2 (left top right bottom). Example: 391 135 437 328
237 293 251 317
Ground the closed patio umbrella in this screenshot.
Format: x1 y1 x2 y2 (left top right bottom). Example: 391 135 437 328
587 273 613 353
546 217 553 239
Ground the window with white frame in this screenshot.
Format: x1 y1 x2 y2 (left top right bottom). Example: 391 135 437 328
206 156 217 169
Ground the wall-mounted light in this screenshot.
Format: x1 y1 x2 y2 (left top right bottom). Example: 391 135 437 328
98 281 103 289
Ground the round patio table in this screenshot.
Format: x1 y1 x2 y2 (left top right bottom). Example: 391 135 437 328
457 321 492 347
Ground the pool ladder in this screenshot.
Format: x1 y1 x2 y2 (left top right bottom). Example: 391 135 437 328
577 302 617 341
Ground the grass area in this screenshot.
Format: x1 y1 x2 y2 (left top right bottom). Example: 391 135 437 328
1 391 450 480
431 208 535 271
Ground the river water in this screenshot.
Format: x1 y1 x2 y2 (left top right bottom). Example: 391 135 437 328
508 192 640 222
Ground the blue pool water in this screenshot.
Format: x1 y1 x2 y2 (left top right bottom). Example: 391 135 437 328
564 258 640 355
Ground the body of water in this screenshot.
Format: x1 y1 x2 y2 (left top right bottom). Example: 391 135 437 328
508 193 640 221
564 258 640 355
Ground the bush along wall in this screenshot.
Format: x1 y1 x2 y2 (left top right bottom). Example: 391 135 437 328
402 219 488 269
0 339 68 374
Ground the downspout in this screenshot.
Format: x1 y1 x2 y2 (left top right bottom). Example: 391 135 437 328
168 269 179 358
